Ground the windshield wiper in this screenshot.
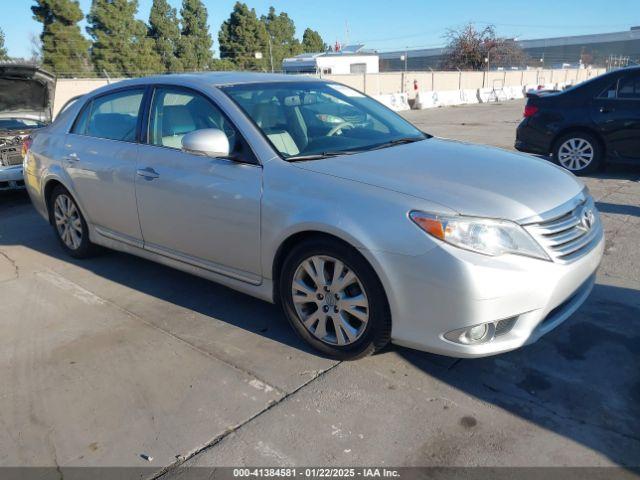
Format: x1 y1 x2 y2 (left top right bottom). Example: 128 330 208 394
286 136 427 161
368 136 426 151
287 151 359 162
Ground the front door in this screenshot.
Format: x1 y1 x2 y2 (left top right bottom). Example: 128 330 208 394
135 86 262 283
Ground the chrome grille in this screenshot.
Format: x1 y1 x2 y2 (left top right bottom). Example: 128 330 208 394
524 196 601 263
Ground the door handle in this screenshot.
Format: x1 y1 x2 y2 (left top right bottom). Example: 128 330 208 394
137 167 160 180
600 106 614 113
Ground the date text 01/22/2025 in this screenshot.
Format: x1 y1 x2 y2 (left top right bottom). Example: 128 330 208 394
232 468 401 478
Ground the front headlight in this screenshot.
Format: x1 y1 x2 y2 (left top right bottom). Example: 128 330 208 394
409 211 550 260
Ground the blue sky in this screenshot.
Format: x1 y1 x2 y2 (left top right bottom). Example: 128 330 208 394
2 0 638 58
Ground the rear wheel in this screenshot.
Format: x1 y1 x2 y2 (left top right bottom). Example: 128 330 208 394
279 238 391 360
553 132 602 175
50 185 97 258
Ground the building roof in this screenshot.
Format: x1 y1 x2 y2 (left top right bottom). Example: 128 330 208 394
84 72 322 98
378 28 640 59
283 44 377 64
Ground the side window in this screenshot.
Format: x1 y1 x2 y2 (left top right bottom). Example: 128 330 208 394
598 81 618 99
73 89 144 142
617 75 640 100
149 88 237 151
72 101 92 135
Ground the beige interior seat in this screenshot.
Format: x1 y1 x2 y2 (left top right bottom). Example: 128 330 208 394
252 103 300 156
161 105 197 149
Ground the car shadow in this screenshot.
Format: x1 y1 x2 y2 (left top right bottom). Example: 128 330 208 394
2 192 639 467
0 192 317 356
596 201 640 218
592 163 640 181
393 280 640 467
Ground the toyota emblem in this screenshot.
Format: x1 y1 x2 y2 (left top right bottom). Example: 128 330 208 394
581 207 595 230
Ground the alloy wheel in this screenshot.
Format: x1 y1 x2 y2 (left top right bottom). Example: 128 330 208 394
291 255 369 346
54 194 83 250
557 138 594 171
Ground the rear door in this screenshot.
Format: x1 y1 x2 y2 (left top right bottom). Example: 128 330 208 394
592 72 640 161
63 87 146 245
135 86 262 283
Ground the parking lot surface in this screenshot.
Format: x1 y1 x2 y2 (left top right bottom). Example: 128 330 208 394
0 100 638 473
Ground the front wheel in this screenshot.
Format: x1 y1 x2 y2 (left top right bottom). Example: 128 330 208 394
552 132 602 175
279 238 391 360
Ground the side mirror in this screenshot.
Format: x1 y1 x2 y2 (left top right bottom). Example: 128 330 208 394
181 129 230 158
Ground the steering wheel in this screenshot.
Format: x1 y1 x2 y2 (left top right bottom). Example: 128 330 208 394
327 121 355 137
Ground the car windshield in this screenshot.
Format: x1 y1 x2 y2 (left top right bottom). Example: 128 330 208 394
0 118 46 131
221 81 427 160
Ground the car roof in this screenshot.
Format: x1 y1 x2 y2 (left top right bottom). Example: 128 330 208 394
91 72 321 96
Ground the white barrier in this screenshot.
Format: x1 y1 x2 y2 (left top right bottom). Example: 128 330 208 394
414 90 438 109
525 83 557 93
461 89 480 104
436 90 465 107
504 86 525 100
478 88 499 103
373 93 410 111
414 89 480 109
413 84 540 109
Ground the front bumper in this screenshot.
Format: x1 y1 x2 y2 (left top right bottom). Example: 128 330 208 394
0 165 25 190
381 226 604 358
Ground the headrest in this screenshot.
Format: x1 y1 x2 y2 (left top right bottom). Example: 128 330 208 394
252 102 283 130
89 113 137 141
161 105 196 136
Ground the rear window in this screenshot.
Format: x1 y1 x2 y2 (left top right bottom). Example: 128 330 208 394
72 89 145 142
618 75 640 99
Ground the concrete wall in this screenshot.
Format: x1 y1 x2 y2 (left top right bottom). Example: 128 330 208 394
323 67 606 99
53 79 123 117
52 68 607 117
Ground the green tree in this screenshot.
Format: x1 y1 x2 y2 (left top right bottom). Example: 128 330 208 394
177 0 214 71
0 27 8 61
261 7 301 72
209 58 236 71
31 0 92 76
87 0 163 77
219 2 269 71
301 28 326 53
149 0 183 72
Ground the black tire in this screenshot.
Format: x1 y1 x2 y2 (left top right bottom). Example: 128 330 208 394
49 185 97 259
279 237 391 360
552 131 603 175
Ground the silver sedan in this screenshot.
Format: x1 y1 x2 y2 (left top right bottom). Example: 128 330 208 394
24 73 604 359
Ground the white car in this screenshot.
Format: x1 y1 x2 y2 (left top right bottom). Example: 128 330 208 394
24 73 604 359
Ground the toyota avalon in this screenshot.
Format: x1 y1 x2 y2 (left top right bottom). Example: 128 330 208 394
24 73 604 359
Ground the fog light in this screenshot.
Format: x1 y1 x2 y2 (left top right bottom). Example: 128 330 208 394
444 322 496 345
468 324 488 341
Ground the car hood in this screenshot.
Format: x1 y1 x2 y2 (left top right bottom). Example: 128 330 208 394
292 137 584 222
0 64 56 123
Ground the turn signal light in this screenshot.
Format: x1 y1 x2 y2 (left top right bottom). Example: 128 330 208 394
22 137 33 158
